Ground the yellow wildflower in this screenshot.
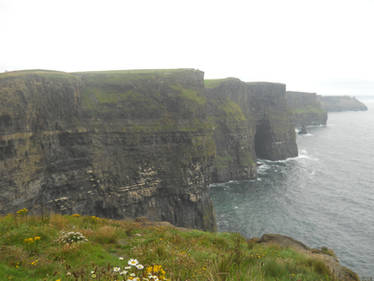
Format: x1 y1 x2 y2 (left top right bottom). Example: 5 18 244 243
16 208 28 215
24 238 34 243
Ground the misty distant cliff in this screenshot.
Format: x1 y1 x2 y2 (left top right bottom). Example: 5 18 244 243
321 96 368 112
286 91 328 128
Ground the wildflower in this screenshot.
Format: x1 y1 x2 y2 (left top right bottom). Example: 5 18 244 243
125 266 131 270
119 256 124 260
120 270 128 275
71 213 80 217
113 266 121 272
136 264 144 270
91 273 97 279
31 260 38 266
128 259 138 266
34 236 41 241
16 208 28 215
24 238 34 243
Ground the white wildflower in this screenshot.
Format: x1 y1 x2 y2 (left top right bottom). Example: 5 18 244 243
120 270 128 275
136 264 144 270
113 266 121 272
128 258 139 266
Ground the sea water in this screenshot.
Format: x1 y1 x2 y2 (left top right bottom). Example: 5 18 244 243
210 98 374 278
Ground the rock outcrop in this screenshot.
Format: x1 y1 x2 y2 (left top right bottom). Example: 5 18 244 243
0 69 216 231
205 79 298 183
286 91 328 128
321 96 368 112
0 69 299 230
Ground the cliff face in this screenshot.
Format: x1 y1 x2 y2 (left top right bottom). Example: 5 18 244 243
0 69 216 231
205 79 298 183
321 96 368 112
286 91 328 128
0 69 299 230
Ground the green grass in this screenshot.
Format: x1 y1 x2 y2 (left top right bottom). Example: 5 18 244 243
0 213 342 281
204 78 231 89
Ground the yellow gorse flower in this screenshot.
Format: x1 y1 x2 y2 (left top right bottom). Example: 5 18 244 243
71 213 80 217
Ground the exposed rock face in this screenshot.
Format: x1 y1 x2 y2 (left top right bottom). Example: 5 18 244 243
205 79 298 182
321 96 368 112
0 69 299 230
286 91 328 128
0 69 216 231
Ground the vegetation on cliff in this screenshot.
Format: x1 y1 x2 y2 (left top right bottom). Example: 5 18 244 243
286 91 328 128
321 96 368 112
0 212 357 281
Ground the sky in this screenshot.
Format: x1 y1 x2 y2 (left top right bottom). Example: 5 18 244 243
1 0 374 96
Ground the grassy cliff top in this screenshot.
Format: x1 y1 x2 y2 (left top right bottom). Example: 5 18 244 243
204 78 241 88
72 68 201 75
0 70 76 81
0 212 357 281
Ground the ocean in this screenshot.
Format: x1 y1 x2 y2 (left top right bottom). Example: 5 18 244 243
210 98 374 278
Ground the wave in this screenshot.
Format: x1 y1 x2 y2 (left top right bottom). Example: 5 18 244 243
258 149 318 164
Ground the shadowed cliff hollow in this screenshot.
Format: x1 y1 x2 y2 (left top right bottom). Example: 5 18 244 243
286 91 328 128
321 96 368 112
0 69 298 230
205 78 298 183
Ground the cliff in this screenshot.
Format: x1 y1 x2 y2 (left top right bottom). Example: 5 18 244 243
0 69 216 231
205 78 298 182
286 91 328 128
0 69 299 230
321 96 368 112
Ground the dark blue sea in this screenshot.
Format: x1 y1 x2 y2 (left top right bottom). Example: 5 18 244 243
210 98 374 278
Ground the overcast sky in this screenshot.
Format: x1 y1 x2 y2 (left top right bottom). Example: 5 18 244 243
1 0 374 96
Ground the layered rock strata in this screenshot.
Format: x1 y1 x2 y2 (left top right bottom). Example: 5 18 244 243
0 69 216 230
286 91 328 128
0 69 299 230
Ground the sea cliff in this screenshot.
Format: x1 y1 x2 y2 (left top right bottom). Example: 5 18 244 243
0 69 216 230
286 91 328 128
0 69 298 231
321 96 368 112
206 78 298 183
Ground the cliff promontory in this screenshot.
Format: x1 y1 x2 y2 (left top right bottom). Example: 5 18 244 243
286 91 328 128
206 79 298 182
321 96 368 112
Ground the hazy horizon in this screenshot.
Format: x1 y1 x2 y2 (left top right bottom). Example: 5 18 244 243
1 0 374 96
